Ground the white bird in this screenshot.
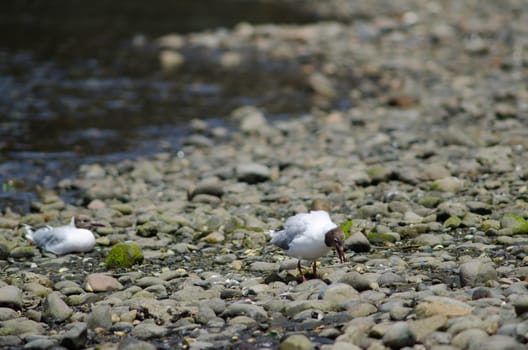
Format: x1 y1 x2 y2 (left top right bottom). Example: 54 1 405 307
269 210 346 281
24 215 103 255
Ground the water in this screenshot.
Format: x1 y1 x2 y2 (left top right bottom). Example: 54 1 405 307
0 0 323 212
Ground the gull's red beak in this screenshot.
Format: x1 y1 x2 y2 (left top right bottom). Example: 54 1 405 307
336 244 346 263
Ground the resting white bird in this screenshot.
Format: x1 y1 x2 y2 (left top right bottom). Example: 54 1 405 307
24 215 103 255
269 210 346 281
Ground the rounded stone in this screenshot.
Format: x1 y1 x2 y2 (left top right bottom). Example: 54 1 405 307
382 322 416 349
279 334 314 350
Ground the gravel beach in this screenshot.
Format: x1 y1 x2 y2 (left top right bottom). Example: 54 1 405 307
2 0 528 349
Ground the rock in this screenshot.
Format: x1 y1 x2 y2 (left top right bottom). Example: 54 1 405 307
106 242 144 269
87 304 112 330
452 328 489 349
159 50 184 71
377 272 405 287
136 222 159 237
345 232 371 253
117 336 157 350
60 322 88 349
0 307 18 321
84 273 124 292
409 315 448 342
319 283 359 305
188 180 224 200
459 260 497 287
431 176 464 193
308 72 336 98
9 246 35 259
0 318 45 335
130 322 168 339
337 271 372 291
0 286 23 310
235 163 271 184
513 295 528 316
367 231 400 243
444 216 462 228
501 214 528 235
230 106 268 133
469 335 523 350
279 334 314 350
382 322 416 349
222 302 268 323
24 338 57 349
416 296 473 318
42 292 73 323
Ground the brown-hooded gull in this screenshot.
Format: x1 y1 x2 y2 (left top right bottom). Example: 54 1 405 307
269 210 346 281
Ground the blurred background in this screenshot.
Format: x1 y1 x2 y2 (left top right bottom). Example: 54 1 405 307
0 0 332 212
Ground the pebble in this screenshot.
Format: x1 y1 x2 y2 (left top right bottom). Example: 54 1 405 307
459 260 498 287
279 334 314 350
382 322 416 349
0 286 23 310
42 292 72 323
87 304 112 330
84 273 124 292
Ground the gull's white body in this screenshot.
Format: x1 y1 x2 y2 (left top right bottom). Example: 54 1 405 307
24 217 96 255
269 210 338 261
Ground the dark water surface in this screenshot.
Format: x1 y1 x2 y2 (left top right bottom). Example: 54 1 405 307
0 0 321 212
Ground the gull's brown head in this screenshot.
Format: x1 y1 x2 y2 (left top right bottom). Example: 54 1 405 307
324 227 346 263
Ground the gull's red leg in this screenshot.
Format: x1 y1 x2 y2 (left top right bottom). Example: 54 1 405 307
298 260 307 282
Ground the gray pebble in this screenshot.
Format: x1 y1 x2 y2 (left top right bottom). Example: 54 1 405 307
130 321 168 340
87 304 112 330
42 292 72 323
382 321 416 349
0 286 23 310
460 260 497 287
60 322 88 349
117 337 157 350
279 333 314 350
222 302 268 323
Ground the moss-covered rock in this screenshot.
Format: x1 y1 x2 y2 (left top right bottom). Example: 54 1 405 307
111 203 134 215
106 242 144 269
367 231 400 244
480 219 501 231
10 246 36 259
136 222 158 237
444 216 461 229
418 195 443 209
501 214 528 234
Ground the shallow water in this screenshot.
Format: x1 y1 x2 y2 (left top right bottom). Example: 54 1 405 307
0 0 324 212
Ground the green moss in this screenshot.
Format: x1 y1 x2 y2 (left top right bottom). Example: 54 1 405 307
10 246 36 259
480 219 501 231
106 242 144 269
501 213 528 234
366 231 399 244
136 222 158 237
444 216 461 228
367 164 389 182
110 203 134 215
418 195 442 208
340 220 353 239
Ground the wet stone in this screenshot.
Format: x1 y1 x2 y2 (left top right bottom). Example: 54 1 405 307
0 286 23 310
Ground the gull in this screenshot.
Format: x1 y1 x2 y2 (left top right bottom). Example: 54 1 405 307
24 215 103 255
269 210 346 281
